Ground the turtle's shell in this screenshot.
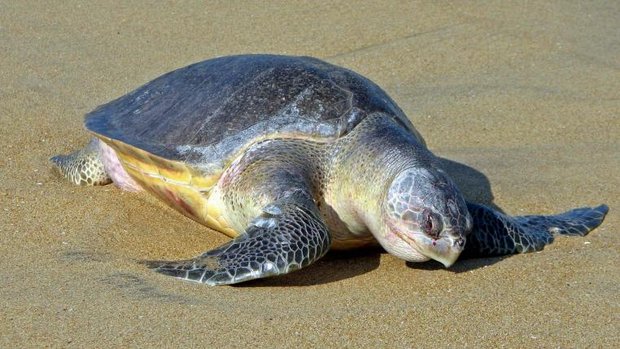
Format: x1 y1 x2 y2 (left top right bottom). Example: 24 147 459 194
86 55 420 173
85 55 421 234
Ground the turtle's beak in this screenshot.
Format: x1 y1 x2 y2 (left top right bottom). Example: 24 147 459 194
424 236 465 268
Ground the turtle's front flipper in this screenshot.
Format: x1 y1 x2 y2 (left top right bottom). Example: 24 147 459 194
146 192 331 285
51 138 111 186
462 202 608 258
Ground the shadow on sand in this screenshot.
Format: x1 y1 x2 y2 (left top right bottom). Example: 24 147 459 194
240 248 383 287
436 156 503 213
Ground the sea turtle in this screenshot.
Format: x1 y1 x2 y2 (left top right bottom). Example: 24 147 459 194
51 54 608 286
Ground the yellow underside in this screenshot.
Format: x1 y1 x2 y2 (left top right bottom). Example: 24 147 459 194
100 137 239 238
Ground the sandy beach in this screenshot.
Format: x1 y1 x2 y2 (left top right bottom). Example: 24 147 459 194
1 1 618 347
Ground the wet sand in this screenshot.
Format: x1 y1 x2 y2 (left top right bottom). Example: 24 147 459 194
1 1 618 347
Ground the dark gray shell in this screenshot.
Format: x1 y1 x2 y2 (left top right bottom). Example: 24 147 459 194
86 54 419 172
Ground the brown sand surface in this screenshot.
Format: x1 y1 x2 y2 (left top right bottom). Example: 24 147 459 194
1 1 618 347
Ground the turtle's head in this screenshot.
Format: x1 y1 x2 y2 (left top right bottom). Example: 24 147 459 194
379 167 472 267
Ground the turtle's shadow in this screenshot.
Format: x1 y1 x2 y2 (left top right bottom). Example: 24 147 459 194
240 251 507 288
436 156 503 213
237 248 383 287
241 158 507 286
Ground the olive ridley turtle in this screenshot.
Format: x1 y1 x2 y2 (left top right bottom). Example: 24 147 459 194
51 54 608 285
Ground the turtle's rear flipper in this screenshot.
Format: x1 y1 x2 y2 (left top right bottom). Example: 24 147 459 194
145 192 331 285
51 138 112 186
462 203 608 258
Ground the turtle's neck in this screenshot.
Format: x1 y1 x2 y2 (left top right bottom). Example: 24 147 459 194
323 114 436 241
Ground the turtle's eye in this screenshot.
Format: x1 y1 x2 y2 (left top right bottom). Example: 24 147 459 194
422 210 442 238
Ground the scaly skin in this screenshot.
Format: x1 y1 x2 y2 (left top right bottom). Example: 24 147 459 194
50 139 111 186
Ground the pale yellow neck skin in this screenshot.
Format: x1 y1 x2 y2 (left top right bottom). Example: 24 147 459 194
322 114 434 250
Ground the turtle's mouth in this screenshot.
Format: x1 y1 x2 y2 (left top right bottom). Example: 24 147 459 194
393 228 464 268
